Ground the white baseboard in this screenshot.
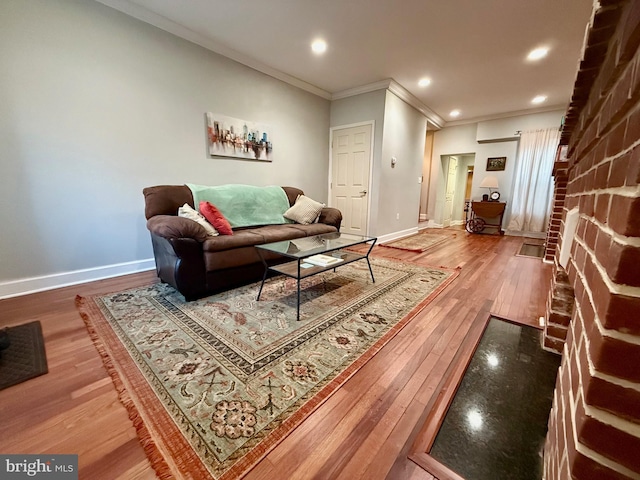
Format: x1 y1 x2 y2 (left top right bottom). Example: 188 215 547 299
505 230 547 239
426 220 444 229
377 227 420 245
451 220 465 226
0 258 156 300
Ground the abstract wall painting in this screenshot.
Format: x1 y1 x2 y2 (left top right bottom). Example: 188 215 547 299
206 113 273 161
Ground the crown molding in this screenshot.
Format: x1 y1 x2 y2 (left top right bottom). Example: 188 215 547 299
330 79 394 100
95 0 562 130
444 104 567 127
387 80 446 129
332 79 446 129
95 0 332 100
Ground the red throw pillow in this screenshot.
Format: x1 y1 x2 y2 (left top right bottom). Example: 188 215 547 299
199 201 233 235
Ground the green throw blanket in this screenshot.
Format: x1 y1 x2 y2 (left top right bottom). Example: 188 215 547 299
187 184 292 228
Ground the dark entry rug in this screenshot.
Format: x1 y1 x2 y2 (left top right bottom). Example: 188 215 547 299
429 317 561 480
380 231 451 253
517 242 545 258
0 321 48 390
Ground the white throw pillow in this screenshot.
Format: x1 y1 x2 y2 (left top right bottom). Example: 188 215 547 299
284 195 325 225
178 203 219 236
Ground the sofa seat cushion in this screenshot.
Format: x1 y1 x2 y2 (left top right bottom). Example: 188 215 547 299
202 230 264 252
249 223 337 243
202 224 339 254
289 223 337 237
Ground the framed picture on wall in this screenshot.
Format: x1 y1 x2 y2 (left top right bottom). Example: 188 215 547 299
206 112 273 162
486 156 506 171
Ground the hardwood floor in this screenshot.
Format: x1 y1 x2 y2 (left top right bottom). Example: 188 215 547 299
0 228 552 479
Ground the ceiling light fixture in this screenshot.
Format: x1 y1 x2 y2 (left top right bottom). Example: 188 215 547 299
418 77 431 87
532 95 547 104
311 39 327 54
450 109 461 117
527 47 549 61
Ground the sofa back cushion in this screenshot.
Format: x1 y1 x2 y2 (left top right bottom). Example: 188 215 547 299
282 186 304 207
143 185 193 219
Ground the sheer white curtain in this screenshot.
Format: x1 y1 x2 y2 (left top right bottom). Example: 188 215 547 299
507 128 561 233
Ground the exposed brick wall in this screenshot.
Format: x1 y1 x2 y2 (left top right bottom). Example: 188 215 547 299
543 153 574 354
545 158 569 263
544 1 640 479
543 264 574 354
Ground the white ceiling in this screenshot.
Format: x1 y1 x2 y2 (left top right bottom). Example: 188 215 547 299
100 0 594 126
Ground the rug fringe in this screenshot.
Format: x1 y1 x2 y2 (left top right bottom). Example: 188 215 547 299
75 295 175 480
378 243 424 253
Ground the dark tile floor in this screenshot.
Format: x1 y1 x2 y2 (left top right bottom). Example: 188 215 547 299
430 317 561 480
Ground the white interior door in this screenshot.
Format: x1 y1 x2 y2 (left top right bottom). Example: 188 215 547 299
443 156 458 227
330 124 372 235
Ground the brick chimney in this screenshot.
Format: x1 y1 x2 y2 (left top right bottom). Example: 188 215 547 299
543 1 640 479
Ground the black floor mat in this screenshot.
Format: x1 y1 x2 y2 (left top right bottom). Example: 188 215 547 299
0 321 48 390
518 242 545 258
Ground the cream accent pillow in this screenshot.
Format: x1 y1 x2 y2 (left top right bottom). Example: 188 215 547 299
284 195 325 225
178 203 219 236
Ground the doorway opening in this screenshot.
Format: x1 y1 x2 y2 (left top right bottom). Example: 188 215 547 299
464 165 474 224
440 154 475 227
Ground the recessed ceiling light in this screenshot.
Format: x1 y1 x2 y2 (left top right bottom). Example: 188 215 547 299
450 109 461 117
527 47 549 61
532 95 547 104
311 39 327 54
418 77 431 87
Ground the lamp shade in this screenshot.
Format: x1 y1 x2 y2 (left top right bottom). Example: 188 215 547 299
479 176 499 189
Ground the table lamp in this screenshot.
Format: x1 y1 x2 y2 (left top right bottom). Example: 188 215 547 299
480 176 500 201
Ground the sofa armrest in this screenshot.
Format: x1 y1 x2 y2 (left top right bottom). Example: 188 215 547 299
318 207 342 230
146 215 209 242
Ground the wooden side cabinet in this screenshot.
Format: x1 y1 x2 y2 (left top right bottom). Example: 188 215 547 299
466 202 506 235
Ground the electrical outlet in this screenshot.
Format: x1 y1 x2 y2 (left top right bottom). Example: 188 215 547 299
396 213 400 220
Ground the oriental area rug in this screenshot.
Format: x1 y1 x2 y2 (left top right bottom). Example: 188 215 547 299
76 257 458 480
380 231 452 253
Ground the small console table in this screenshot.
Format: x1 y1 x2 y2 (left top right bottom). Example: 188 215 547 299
466 201 507 235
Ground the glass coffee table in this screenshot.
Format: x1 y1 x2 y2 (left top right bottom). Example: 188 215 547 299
255 232 377 320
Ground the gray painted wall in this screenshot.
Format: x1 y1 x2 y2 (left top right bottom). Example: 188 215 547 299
329 89 428 238
329 90 386 235
0 0 330 293
430 110 564 228
378 91 427 236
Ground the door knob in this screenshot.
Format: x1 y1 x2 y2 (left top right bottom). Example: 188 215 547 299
360 190 367 196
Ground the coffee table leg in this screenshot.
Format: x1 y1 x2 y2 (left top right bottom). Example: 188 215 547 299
256 268 268 301
256 249 269 301
297 260 301 321
366 239 377 283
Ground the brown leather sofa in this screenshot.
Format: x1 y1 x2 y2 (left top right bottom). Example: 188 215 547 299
143 185 342 300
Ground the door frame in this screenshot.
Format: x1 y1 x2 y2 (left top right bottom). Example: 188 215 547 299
328 121 375 235
442 155 458 228
437 151 475 227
